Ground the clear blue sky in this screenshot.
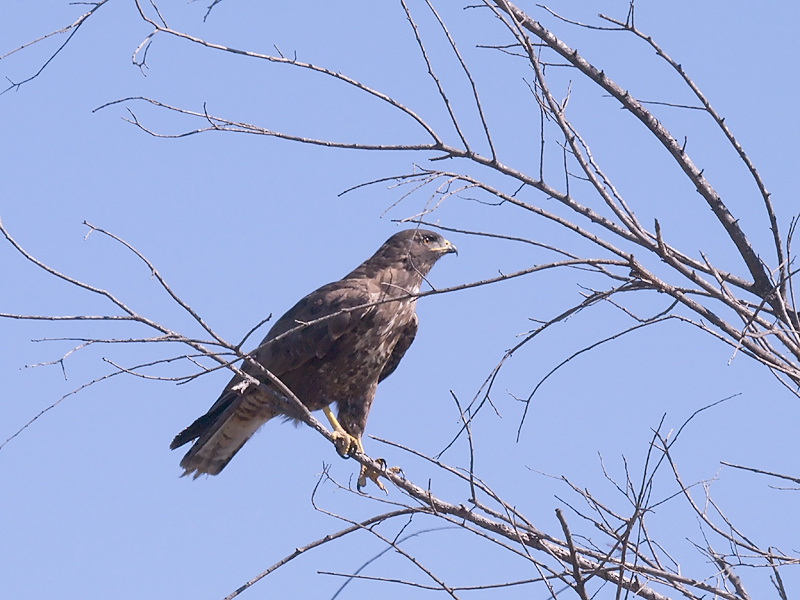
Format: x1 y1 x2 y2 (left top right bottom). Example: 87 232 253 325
1 2 798 599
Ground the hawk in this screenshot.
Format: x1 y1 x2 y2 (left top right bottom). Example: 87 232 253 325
171 228 457 488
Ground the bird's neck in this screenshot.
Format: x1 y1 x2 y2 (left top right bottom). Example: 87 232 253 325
348 258 426 297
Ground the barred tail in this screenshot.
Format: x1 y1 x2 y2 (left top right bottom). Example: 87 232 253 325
171 390 274 478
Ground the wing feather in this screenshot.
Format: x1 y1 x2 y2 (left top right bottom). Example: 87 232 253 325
244 278 381 376
379 312 418 382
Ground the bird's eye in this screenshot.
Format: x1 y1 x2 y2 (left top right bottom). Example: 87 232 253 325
422 234 434 244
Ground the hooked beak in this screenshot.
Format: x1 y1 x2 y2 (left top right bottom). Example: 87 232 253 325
433 238 458 256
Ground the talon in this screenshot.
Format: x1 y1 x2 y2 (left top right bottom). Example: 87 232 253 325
357 460 387 493
323 406 359 458
387 465 404 480
356 459 403 493
322 406 397 492
330 429 356 458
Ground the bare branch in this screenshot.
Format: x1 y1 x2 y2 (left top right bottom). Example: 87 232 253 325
599 10 784 289
495 0 773 299
720 462 800 486
224 503 423 600
0 1 110 94
131 0 444 145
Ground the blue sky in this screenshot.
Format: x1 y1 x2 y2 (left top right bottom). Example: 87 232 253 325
2 2 799 599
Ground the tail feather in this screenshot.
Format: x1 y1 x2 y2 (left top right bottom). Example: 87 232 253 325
172 390 275 478
171 402 230 451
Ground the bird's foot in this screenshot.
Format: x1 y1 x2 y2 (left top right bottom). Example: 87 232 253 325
321 406 400 492
357 459 403 494
331 427 360 459
323 405 360 458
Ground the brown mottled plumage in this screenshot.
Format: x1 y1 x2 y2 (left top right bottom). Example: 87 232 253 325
171 229 457 479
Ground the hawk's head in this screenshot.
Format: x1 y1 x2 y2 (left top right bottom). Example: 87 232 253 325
377 228 457 277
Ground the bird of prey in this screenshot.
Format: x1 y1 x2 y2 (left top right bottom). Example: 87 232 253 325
171 228 457 489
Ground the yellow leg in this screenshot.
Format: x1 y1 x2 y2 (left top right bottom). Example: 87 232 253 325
321 405 389 493
322 405 359 458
